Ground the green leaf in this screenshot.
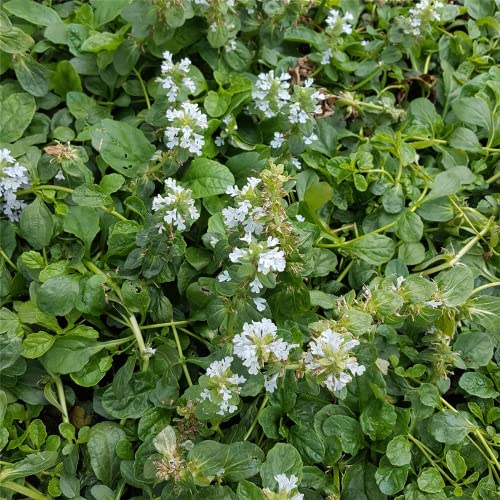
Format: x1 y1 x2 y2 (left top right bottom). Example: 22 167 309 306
42 335 104 374
0 26 34 53
453 332 494 369
436 265 474 306
22 332 55 359
88 422 127 487
260 443 303 490
429 171 461 198
417 467 445 493
19 198 54 250
375 458 408 495
63 205 100 253
448 127 482 153
386 436 412 466
349 234 395 265
446 450 467 480
0 451 58 481
430 411 471 444
360 400 397 441
13 55 50 97
204 91 231 117
288 425 325 464
3 0 61 26
37 275 80 316
0 92 36 142
458 372 498 399
395 211 423 242
52 60 82 97
183 158 235 198
91 119 155 177
304 182 333 211
93 0 132 26
322 415 364 455
224 442 264 482
452 97 492 132
72 184 112 207
382 185 404 214
464 0 495 20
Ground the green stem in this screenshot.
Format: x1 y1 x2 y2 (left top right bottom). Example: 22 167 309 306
243 394 269 441
133 68 151 110
471 281 500 296
486 170 500 184
128 314 149 372
52 374 69 423
0 481 49 500
440 397 500 475
0 247 17 271
141 320 194 330
407 434 456 484
337 260 353 282
420 218 494 275
171 324 193 386
17 185 127 222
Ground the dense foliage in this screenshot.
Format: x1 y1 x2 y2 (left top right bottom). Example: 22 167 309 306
0 0 499 499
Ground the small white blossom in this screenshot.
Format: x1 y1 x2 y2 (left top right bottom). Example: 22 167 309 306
264 373 279 393
215 135 225 147
263 474 304 500
304 133 318 145
325 9 355 35
157 51 196 102
250 277 263 293
144 346 157 356
402 0 445 36
165 102 208 156
296 214 305 222
252 70 291 118
271 132 286 149
218 270 232 282
257 237 286 274
200 356 246 416
321 48 333 65
304 329 365 392
152 178 199 232
291 158 302 170
253 297 267 311
0 148 30 221
233 319 298 375
425 300 443 308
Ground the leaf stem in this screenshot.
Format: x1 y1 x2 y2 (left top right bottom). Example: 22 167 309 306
0 247 17 271
243 394 269 441
0 481 50 500
52 374 69 423
133 68 151 110
128 314 149 372
471 281 500 296
171 324 193 387
420 218 494 275
141 320 194 329
407 434 456 484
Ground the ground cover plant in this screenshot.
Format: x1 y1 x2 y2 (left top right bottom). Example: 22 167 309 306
0 0 499 498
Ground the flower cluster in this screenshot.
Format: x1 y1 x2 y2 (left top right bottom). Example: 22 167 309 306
157 50 196 102
153 426 186 483
229 237 286 275
304 329 366 392
152 178 199 232
233 319 297 375
165 102 208 157
325 8 354 34
252 70 292 119
251 71 324 127
402 0 445 36
199 357 246 415
263 474 304 500
0 148 29 222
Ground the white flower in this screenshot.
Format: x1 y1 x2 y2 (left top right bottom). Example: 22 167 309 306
144 346 156 356
291 158 302 170
157 51 196 102
267 474 303 500
215 135 225 147
425 300 443 308
0 149 30 222
201 356 246 415
152 178 199 232
233 319 297 375
252 70 291 118
325 9 355 35
403 0 444 36
271 132 286 149
253 297 267 311
321 48 333 65
264 373 279 393
165 102 208 156
226 38 237 52
218 270 232 282
250 277 263 293
391 275 405 291
257 237 286 274
304 133 318 145
304 329 365 392
296 215 305 222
